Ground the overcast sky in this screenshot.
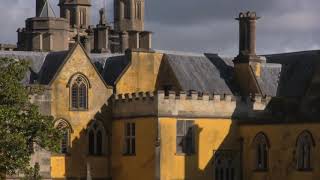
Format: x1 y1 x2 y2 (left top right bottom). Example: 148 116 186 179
1 0 320 56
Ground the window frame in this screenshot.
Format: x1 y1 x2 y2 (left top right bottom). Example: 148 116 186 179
252 132 269 171
135 1 142 20
54 119 73 155
68 74 90 111
176 120 195 155
123 122 136 156
87 120 106 156
124 0 131 19
296 131 315 171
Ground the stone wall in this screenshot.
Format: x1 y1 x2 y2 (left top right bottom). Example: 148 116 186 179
112 90 271 119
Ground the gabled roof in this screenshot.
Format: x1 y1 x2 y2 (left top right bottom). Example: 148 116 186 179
1 48 320 98
39 0 56 18
38 50 69 84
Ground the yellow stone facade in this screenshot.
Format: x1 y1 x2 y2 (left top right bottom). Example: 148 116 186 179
28 44 320 180
48 44 113 179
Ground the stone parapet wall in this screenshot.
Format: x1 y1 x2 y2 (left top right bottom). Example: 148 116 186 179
112 90 271 119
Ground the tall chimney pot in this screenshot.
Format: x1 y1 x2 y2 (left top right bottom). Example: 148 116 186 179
234 11 260 63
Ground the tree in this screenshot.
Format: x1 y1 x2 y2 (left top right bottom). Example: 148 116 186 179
21 163 41 180
0 57 62 178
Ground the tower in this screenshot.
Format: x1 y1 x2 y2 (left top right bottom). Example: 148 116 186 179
17 0 69 52
58 0 92 29
114 0 145 32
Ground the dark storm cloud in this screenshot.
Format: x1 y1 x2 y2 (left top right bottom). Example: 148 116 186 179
145 0 276 25
1 0 320 55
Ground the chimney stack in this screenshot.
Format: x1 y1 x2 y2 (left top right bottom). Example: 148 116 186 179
234 11 261 63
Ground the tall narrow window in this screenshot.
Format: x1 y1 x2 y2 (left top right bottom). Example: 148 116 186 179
124 0 131 19
70 75 89 110
61 129 69 154
253 132 269 170
55 119 72 154
136 1 142 19
296 131 314 170
80 10 83 26
176 120 195 155
124 122 136 155
88 121 106 156
214 151 238 180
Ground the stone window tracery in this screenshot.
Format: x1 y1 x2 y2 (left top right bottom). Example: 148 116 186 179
70 74 89 110
55 119 72 154
88 121 106 156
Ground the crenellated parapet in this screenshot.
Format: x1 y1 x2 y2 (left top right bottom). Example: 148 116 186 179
111 90 272 119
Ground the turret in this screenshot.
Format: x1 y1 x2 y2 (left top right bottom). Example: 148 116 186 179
114 0 144 32
58 0 91 29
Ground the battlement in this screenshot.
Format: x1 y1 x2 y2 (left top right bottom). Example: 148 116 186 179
112 91 272 119
114 90 270 103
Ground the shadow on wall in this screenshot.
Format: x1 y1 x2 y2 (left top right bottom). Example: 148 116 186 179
183 54 242 180
62 104 113 180
183 99 244 180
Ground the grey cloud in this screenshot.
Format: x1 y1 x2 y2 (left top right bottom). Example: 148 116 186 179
1 0 320 56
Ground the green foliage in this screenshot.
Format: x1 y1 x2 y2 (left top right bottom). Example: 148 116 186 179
21 163 42 180
0 57 62 177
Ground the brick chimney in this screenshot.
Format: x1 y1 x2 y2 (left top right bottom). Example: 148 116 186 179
234 11 261 63
233 11 263 96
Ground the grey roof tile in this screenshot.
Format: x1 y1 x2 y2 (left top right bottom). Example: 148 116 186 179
164 53 235 94
90 54 128 86
38 51 69 84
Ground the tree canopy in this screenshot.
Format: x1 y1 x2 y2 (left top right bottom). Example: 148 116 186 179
0 57 62 178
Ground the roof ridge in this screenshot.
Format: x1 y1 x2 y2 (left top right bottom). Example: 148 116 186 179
263 49 320 57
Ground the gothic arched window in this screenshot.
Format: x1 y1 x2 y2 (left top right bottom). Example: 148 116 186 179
69 74 89 110
296 131 315 170
253 132 269 170
88 121 106 156
55 119 72 154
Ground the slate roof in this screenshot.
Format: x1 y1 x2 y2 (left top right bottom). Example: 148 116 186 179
90 53 129 86
37 51 69 84
1 49 319 97
0 50 127 86
164 53 235 95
